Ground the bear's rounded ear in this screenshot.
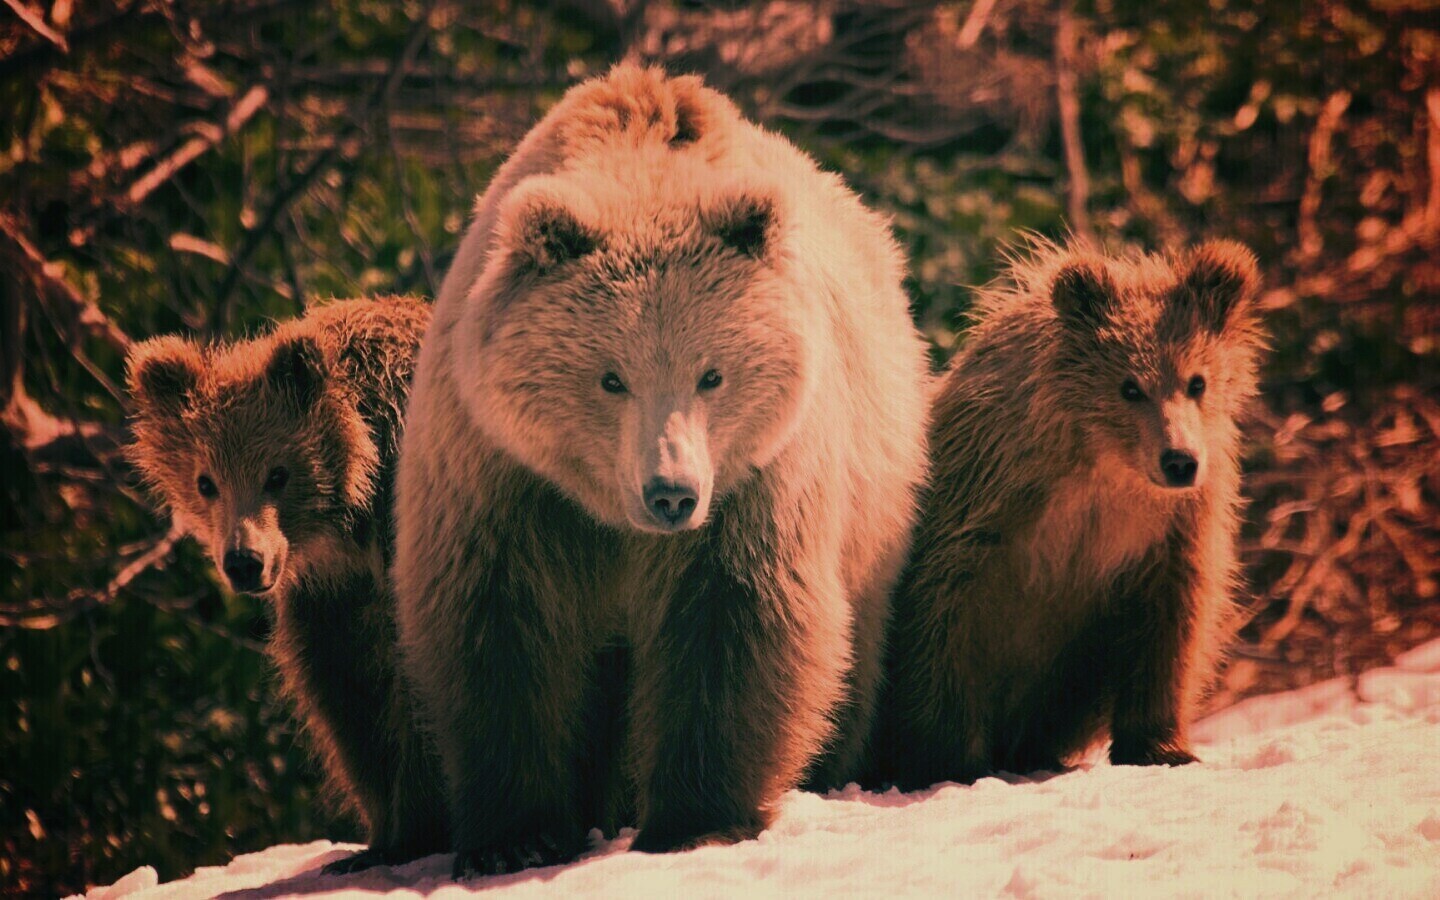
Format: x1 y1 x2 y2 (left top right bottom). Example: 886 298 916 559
508 198 599 275
1182 240 1260 331
266 335 326 409
1051 258 1115 328
706 194 776 259
128 336 201 416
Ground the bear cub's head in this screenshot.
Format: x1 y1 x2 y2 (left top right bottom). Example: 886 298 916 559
455 172 815 534
1049 240 1265 492
127 332 377 594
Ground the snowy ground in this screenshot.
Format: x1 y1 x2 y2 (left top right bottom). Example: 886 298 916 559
85 639 1440 899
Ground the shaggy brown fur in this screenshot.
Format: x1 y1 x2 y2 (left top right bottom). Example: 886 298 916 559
874 239 1266 789
395 65 931 878
127 297 448 872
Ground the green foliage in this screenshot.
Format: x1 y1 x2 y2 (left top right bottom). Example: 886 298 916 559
2 1 1434 895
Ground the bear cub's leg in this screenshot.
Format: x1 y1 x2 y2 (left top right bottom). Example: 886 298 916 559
1108 538 1201 768
275 574 425 875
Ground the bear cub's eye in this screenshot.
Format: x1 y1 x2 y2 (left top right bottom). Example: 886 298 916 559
197 474 218 499
1120 379 1146 402
698 369 723 391
264 467 290 493
601 372 628 394
1187 375 1206 398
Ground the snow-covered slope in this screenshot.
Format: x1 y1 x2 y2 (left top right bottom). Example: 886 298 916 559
84 640 1440 899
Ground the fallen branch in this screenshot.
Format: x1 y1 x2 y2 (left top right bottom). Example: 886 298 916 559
1296 89 1352 264
1054 2 1093 242
0 523 184 630
2 0 69 52
956 0 998 49
70 84 271 247
0 211 130 353
212 5 434 329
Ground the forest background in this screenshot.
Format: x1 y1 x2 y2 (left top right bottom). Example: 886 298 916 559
1 1 1435 894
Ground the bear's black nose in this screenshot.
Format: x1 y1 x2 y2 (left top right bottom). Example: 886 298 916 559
643 478 699 530
1160 450 1198 488
223 549 265 593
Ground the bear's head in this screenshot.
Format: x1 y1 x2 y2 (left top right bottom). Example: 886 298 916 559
1048 240 1265 492
127 331 378 594
453 169 818 533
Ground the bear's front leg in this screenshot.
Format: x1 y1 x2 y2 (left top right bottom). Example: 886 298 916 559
1109 531 1202 768
629 498 849 853
397 514 597 878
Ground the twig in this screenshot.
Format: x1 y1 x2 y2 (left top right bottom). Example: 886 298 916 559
71 85 270 246
1296 89 1352 263
956 0 998 49
0 210 130 353
384 106 438 296
2 0 69 52
211 5 434 330
1053 1 1093 242
1423 87 1440 234
0 523 183 629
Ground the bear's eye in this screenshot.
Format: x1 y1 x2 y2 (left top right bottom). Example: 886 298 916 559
1120 379 1147 402
1187 375 1207 399
197 474 218 499
600 372 628 395
264 467 290 493
698 369 723 391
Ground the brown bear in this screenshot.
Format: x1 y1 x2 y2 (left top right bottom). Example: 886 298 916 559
394 65 931 877
126 297 448 873
874 239 1266 790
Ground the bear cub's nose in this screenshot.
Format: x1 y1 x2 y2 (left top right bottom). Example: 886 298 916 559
223 549 266 593
644 478 699 529
1160 450 1199 488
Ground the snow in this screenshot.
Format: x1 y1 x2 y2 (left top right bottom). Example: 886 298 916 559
83 640 1440 900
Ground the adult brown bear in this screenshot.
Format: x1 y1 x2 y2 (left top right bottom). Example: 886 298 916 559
394 65 931 877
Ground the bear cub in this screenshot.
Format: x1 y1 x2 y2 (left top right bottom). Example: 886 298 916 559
876 239 1266 789
127 297 448 872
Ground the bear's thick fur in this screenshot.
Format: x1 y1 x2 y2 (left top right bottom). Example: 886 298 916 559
394 65 931 876
127 297 448 872
874 239 1266 789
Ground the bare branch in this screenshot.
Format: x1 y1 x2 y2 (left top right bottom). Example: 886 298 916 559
70 85 271 246
956 0 999 49
212 4 435 329
2 0 69 52
1296 90 1352 264
0 211 130 353
1054 1 1093 242
1424 87 1440 234
0 523 183 630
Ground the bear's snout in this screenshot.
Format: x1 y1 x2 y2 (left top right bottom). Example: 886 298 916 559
1159 449 1199 488
223 548 268 593
643 478 700 530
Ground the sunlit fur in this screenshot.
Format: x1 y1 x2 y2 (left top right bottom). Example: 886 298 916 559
126 297 449 869
874 238 1266 790
395 64 931 876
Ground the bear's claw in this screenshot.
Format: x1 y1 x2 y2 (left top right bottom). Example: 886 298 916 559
630 819 764 854
451 832 580 879
1110 742 1199 768
320 847 388 876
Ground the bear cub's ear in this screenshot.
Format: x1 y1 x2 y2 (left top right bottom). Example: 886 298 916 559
1183 240 1260 331
128 336 201 416
266 335 326 409
706 194 776 259
1051 257 1116 328
510 200 599 274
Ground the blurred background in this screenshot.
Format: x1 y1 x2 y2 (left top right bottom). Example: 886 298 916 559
0 0 1435 894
